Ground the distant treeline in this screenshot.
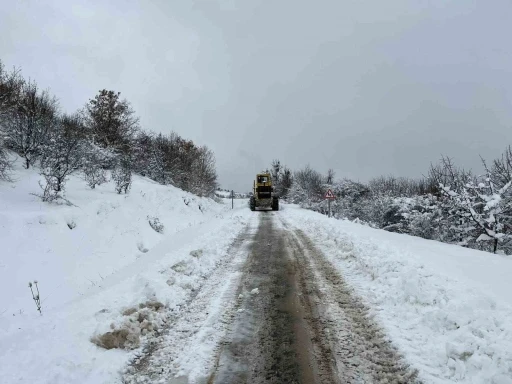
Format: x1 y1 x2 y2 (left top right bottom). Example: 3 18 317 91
0 60 217 200
214 188 250 199
270 147 512 255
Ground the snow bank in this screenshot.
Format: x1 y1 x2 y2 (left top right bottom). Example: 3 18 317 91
282 205 512 384
0 158 251 383
0 160 222 316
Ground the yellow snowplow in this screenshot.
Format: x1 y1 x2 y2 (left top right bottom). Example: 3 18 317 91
250 173 279 211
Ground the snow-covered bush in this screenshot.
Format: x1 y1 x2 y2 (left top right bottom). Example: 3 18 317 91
82 143 114 189
282 147 512 255
430 156 512 254
382 204 405 233
289 165 325 207
112 156 132 194
405 198 441 240
38 114 86 199
83 163 107 189
37 176 62 202
269 159 293 199
0 139 12 181
329 179 370 220
379 195 441 239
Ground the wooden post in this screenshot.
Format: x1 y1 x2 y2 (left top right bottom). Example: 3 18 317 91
231 190 234 209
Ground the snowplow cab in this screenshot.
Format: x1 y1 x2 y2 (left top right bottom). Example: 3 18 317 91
250 173 279 211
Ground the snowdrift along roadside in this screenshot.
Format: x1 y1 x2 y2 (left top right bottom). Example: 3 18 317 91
281 205 512 384
0 159 252 383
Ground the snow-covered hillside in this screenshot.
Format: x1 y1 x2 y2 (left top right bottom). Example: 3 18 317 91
0 157 251 383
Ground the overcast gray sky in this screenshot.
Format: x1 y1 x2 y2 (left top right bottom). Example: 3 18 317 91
2 0 511 192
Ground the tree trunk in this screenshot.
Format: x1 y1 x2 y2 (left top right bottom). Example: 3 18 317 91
493 238 498 254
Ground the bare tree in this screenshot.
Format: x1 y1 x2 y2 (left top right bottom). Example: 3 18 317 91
1 62 20 178
368 175 431 197
4 81 59 168
131 130 219 197
490 146 512 190
190 146 217 197
280 167 293 198
0 61 24 121
39 114 87 198
0 141 11 181
270 159 282 184
132 130 154 177
173 136 198 191
326 168 335 185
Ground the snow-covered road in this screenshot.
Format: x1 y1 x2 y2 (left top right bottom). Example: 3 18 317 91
207 212 417 384
2 197 511 383
125 210 417 383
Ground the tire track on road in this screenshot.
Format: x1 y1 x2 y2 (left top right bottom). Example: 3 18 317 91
280 215 420 383
128 211 419 383
208 212 338 384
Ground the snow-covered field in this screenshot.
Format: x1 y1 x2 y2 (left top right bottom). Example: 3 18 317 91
0 159 251 384
282 206 512 384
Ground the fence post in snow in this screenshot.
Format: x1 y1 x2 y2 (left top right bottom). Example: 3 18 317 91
231 190 234 209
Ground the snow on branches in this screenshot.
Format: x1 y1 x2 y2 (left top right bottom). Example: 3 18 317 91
431 156 512 254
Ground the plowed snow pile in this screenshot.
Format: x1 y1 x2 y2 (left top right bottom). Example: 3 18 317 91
0 157 251 384
282 205 512 384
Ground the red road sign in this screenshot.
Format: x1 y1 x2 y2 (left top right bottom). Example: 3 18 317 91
324 189 336 199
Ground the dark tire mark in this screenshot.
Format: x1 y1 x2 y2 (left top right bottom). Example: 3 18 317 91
208 213 336 384
284 221 420 384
